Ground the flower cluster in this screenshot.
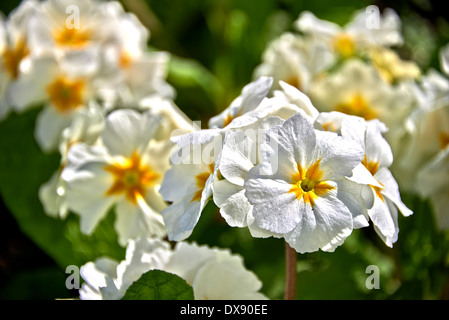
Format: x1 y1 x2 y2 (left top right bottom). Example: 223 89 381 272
161 76 412 253
392 45 449 230
1 0 268 300
2 1 444 300
253 7 449 231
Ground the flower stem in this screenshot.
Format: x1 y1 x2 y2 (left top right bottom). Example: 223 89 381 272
284 241 297 300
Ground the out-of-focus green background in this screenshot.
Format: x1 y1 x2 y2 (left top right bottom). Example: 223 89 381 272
0 0 448 300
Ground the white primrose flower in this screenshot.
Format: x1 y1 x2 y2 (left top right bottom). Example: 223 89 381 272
27 0 120 58
80 238 267 300
160 77 316 241
253 32 333 94
336 114 413 247
159 135 219 241
97 3 175 107
416 147 449 230
392 72 449 191
295 7 403 59
9 52 102 152
158 77 275 242
308 59 413 146
39 103 104 219
61 109 171 246
244 111 365 253
0 0 38 120
213 83 320 238
213 117 285 239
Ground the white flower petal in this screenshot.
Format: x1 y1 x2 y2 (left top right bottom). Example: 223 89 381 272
62 145 115 235
285 195 353 253
336 178 369 229
245 176 302 234
368 191 398 247
376 167 413 217
314 130 364 180
102 109 160 157
161 195 203 241
35 105 75 153
278 81 319 119
294 11 341 38
192 258 267 300
114 198 166 247
213 179 251 227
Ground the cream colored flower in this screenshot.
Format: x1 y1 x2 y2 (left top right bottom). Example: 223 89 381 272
62 109 171 245
295 7 403 58
308 59 413 147
0 0 38 120
253 33 333 94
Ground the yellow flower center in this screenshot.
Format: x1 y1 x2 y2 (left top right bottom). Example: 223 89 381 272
321 122 337 132
46 76 86 113
439 132 449 150
333 33 355 58
335 94 378 120
104 151 160 204
191 163 214 202
2 38 29 79
54 26 91 48
285 75 302 91
289 159 335 207
118 51 134 69
361 154 379 176
361 154 385 202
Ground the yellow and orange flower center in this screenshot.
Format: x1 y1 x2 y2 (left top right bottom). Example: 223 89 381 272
191 163 214 203
321 122 337 132
289 159 335 207
2 38 29 79
335 94 378 120
361 154 385 202
54 26 91 48
118 51 134 69
285 75 302 91
46 76 86 113
104 151 160 204
333 33 355 58
439 132 449 150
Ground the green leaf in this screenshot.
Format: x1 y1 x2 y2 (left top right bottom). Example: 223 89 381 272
122 270 194 300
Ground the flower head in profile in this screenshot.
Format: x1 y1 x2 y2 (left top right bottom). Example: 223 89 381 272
158 135 219 241
331 113 413 247
244 111 364 253
62 109 171 246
